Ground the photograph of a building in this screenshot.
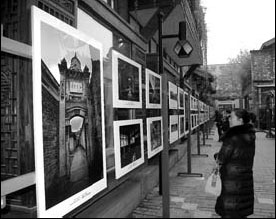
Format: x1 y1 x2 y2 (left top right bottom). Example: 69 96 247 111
146 69 161 108
32 8 106 217
169 82 178 109
147 117 163 159
169 115 178 143
179 115 185 138
178 87 184 110
112 50 142 108
113 119 144 179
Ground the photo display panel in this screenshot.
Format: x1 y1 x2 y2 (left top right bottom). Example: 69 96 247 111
32 6 107 218
146 117 163 158
169 115 179 143
168 82 178 109
146 69 162 109
178 87 184 110
113 119 144 179
179 115 185 138
112 50 142 108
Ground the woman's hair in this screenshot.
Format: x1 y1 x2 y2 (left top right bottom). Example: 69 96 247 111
233 108 250 124
249 112 257 123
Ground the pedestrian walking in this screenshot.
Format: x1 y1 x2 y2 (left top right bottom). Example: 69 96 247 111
215 110 223 141
221 109 231 133
214 109 256 218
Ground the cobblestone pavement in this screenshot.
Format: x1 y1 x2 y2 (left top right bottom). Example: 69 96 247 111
131 126 275 218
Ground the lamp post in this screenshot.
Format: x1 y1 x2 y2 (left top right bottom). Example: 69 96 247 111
158 11 194 218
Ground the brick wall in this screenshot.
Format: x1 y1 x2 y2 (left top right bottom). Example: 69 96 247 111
42 87 59 189
251 48 275 81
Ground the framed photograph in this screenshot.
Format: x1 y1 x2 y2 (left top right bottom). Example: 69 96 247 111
112 50 142 108
113 119 144 179
169 115 179 143
146 117 163 158
146 69 162 109
32 6 107 217
190 96 194 110
178 87 184 110
191 114 195 130
179 115 185 138
168 82 178 109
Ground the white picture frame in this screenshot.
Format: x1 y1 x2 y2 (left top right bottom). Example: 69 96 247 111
169 115 179 143
146 117 163 158
32 6 107 218
146 68 162 109
113 119 144 179
168 82 178 109
112 50 142 108
179 115 185 138
178 87 184 110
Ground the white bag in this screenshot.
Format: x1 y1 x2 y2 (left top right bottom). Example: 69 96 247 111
205 164 222 196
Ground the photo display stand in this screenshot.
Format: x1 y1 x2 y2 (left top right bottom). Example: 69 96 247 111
177 90 203 178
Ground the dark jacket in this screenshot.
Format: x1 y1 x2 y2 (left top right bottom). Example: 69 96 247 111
214 124 256 217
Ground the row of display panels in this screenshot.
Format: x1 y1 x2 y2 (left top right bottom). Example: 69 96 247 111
30 6 212 218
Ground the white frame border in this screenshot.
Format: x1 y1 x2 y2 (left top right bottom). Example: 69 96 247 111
178 87 184 110
32 6 107 218
146 117 163 159
178 114 185 138
112 50 142 108
145 68 162 109
168 82 178 109
113 119 144 179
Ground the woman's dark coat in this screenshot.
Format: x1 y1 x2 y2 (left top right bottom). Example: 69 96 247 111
214 124 256 217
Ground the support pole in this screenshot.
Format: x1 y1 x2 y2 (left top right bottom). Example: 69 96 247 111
178 92 203 178
200 123 211 147
158 12 170 218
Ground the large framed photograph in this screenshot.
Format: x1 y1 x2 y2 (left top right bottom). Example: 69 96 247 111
146 117 163 158
169 115 179 143
113 119 144 179
179 115 185 138
168 82 178 109
146 69 162 109
32 6 107 217
112 50 142 108
178 87 184 110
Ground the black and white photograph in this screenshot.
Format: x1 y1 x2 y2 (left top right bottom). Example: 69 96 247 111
169 115 179 143
146 117 163 158
146 69 162 109
2 0 275 218
112 50 142 108
178 87 184 110
179 115 185 138
113 119 144 179
32 6 107 217
168 82 178 109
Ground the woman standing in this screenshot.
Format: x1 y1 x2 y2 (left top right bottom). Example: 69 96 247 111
214 109 256 218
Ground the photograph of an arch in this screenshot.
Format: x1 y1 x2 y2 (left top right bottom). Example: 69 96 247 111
32 6 107 218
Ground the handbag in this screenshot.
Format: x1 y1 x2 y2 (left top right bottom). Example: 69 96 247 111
205 159 222 196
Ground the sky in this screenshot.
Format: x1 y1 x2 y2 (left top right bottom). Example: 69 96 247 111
41 22 100 83
201 0 275 65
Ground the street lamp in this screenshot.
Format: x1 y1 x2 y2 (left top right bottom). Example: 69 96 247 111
174 39 193 58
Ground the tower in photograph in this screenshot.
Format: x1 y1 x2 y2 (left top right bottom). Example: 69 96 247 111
58 53 93 182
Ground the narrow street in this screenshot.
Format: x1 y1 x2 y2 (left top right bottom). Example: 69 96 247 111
132 127 275 218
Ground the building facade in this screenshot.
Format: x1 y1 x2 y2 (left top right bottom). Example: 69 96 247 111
250 38 275 130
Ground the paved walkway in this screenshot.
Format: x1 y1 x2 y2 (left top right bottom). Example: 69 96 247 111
131 126 275 218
